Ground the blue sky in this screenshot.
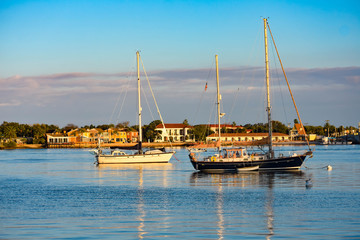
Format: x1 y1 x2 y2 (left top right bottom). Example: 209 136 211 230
0 0 359 128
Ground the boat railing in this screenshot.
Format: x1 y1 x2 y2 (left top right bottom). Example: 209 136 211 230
277 150 309 158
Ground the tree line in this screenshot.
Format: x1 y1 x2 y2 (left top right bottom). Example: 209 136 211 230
0 120 358 145
187 119 358 142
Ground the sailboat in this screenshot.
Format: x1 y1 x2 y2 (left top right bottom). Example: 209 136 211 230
95 51 175 164
189 19 313 173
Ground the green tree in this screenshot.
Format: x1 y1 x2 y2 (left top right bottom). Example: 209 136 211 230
235 127 246 133
82 124 96 129
337 125 344 135
1 122 20 138
316 126 324 135
143 120 162 142
32 124 46 144
62 123 78 132
252 123 267 133
272 121 288 134
3 125 17 140
96 124 115 130
116 121 130 128
324 122 336 137
192 125 214 142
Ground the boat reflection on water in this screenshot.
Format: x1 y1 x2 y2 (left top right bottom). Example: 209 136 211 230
96 163 173 186
96 163 173 239
215 179 225 240
190 170 306 188
96 163 173 171
190 171 306 239
136 167 146 240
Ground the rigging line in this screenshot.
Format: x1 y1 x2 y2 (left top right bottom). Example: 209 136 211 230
140 57 172 148
109 66 134 124
138 60 156 122
109 87 122 124
258 67 267 125
269 37 289 126
197 94 217 143
109 87 123 124
114 54 137 125
225 87 239 124
198 105 213 142
227 23 263 123
115 69 134 124
266 21 311 150
206 95 218 140
193 61 215 124
141 78 156 121
193 87 206 125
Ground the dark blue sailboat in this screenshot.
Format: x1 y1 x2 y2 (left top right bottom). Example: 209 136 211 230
189 19 313 173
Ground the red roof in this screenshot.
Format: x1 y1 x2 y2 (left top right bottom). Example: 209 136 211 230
207 132 289 137
208 124 243 128
294 124 306 135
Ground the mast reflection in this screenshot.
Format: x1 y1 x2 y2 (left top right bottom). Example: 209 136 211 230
216 177 224 240
96 163 172 238
190 171 306 239
264 173 274 240
133 167 146 239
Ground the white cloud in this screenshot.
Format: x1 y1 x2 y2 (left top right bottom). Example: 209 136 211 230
0 66 359 127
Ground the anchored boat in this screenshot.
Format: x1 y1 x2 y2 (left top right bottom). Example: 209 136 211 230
189 19 313 173
94 51 175 164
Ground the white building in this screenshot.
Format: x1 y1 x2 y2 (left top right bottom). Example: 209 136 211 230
155 123 194 142
206 132 290 142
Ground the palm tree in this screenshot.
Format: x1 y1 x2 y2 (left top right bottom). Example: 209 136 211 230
3 125 17 141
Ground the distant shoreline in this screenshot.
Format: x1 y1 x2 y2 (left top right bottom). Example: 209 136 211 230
1 141 346 150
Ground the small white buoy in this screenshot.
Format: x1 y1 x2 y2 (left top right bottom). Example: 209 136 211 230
327 165 333 171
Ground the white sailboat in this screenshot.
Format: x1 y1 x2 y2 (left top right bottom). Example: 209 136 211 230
95 51 175 164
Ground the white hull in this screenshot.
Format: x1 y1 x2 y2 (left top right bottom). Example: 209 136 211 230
96 152 174 164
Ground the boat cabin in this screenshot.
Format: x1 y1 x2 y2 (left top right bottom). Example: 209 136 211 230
221 148 248 158
111 150 127 156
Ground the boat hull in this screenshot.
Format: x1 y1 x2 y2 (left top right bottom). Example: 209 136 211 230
97 152 174 164
190 154 308 172
257 155 307 170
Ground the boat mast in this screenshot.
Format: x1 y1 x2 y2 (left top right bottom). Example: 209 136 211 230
216 54 221 151
266 21 311 150
137 51 142 153
264 18 273 158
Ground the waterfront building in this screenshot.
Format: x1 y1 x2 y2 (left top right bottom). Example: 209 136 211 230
46 128 138 146
126 131 139 143
290 123 307 141
205 132 290 143
208 124 244 133
46 133 76 145
107 129 127 143
79 129 100 143
155 123 194 142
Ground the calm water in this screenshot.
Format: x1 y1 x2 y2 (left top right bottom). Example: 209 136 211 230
1 145 359 239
